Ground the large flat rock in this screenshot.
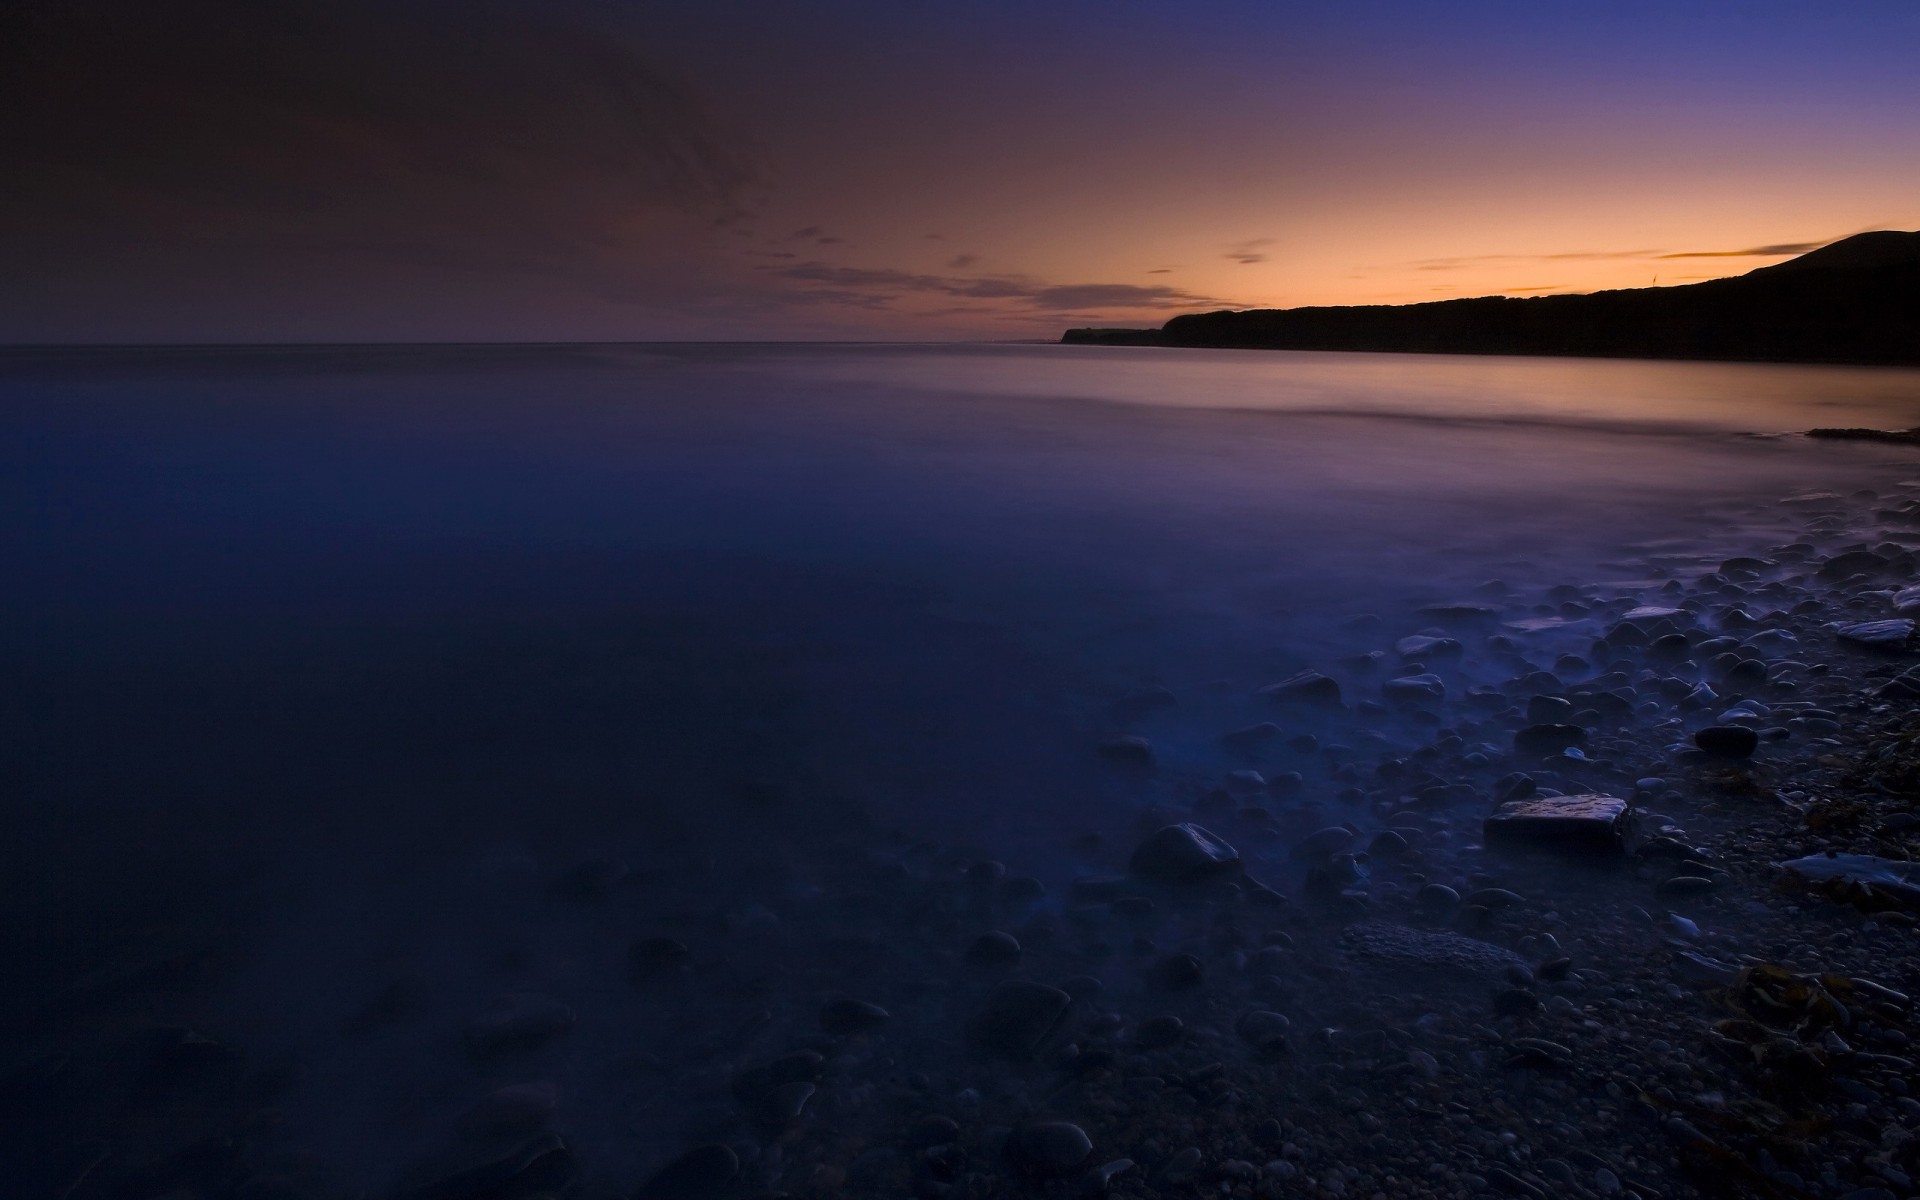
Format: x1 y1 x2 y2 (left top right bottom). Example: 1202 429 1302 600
1340 922 1526 983
1483 793 1631 855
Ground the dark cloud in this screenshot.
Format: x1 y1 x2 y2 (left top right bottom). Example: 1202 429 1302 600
763 262 1233 313
1225 238 1275 265
1146 268 1174 274
1654 241 1827 259
0 0 761 333
948 254 980 269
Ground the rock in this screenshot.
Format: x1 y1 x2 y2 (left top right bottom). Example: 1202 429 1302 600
466 995 576 1056
1384 673 1445 703
1368 829 1410 856
1257 669 1342 707
759 1081 815 1128
1483 794 1631 855
1007 1122 1092 1175
1526 695 1573 723
1837 619 1915 649
1493 988 1540 1017
1894 585 1920 615
819 998 891 1035
635 1144 739 1200
456 1083 559 1140
1340 922 1527 983
1693 725 1759 757
1622 605 1684 622
1396 635 1461 658
1130 823 1241 885
1292 826 1355 859
631 936 691 976
1236 1010 1291 1054
1135 1014 1185 1048
1818 549 1891 580
1147 953 1204 990
965 931 1022 966
1779 852 1920 910
1221 722 1281 752
1417 883 1461 911
1098 734 1154 764
402 1133 578 1200
970 980 1072 1059
1513 724 1586 755
909 1115 962 1148
1658 875 1717 895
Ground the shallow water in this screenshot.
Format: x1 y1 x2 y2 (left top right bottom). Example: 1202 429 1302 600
5 342 1920 1189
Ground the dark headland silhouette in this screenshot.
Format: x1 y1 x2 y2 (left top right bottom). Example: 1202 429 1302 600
1064 230 1920 365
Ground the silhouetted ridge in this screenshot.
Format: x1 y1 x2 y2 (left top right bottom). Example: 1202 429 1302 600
1061 232 1920 365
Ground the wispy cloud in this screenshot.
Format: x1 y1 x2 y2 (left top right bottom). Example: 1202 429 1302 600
1414 248 1661 271
1654 240 1827 259
764 261 1235 312
948 253 979 269
1225 238 1276 265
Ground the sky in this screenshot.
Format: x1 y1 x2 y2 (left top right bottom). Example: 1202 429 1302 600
2 0 1918 342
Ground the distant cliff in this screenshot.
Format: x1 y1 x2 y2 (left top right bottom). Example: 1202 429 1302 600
1063 231 1920 366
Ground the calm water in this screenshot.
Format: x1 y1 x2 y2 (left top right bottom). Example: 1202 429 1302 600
5 342 1920 1183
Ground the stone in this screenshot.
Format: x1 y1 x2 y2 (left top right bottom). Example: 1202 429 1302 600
1396 634 1462 658
403 1133 578 1200
1130 823 1241 884
1341 922 1527 982
1384 673 1445 703
1236 1010 1291 1054
1292 825 1355 859
1894 585 1920 616
1693 725 1759 757
456 1083 559 1140
965 931 1022 966
1837 619 1915 649
1526 695 1573 723
1513 724 1586 755
1257 669 1342 706
819 998 891 1035
466 995 576 1056
635 1144 739 1200
1098 734 1154 764
1779 853 1920 909
1147 953 1204 990
1135 1014 1185 1048
969 980 1071 1059
1483 794 1631 855
1008 1122 1092 1175
1221 722 1280 751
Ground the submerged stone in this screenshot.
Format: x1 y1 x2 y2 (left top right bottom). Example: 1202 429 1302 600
1257 669 1342 706
1383 673 1445 703
1837 619 1915 649
1007 1122 1092 1175
1340 922 1527 982
1483 793 1631 855
970 980 1072 1059
1694 725 1759 758
1513 723 1586 755
635 1144 739 1200
1130 823 1241 885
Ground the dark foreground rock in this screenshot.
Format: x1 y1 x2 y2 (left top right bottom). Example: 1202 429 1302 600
1128 823 1241 884
1483 793 1632 855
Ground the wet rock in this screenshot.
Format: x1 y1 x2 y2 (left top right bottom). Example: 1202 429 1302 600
1341 922 1527 982
1483 794 1631 855
1514 724 1586 755
819 998 891 1035
1221 722 1281 752
1493 988 1540 1017
401 1134 578 1200
1147 953 1204 990
1130 823 1241 885
759 1081 815 1128
1098 734 1155 765
466 995 576 1057
1384 673 1445 703
1257 669 1343 707
1007 1122 1092 1175
635 1143 739 1200
456 1083 559 1141
969 980 1072 1059
909 1115 962 1148
965 931 1022 966
1292 826 1355 859
1526 695 1573 723
1368 829 1410 856
1236 1010 1291 1055
1779 853 1920 910
1417 883 1461 911
1135 1014 1185 1048
1396 634 1462 658
1837 619 1915 649
1693 726 1759 758
630 937 691 977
